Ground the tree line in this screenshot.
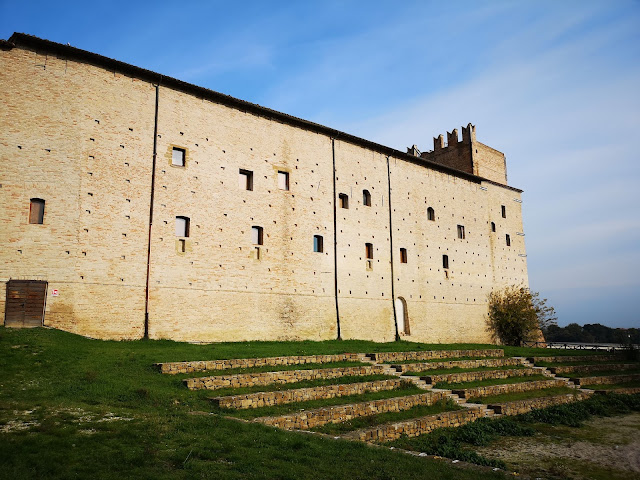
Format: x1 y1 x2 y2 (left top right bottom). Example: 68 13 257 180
543 323 640 345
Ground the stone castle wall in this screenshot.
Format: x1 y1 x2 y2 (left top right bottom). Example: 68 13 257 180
0 35 529 343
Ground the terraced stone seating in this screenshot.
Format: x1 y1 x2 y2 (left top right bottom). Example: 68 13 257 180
570 373 640 387
421 367 538 385
255 391 449 430
211 379 407 409
488 392 592 415
343 407 488 442
369 349 503 363
452 379 568 400
184 365 386 390
156 353 361 374
392 357 522 373
548 363 639 375
593 387 640 395
527 354 620 364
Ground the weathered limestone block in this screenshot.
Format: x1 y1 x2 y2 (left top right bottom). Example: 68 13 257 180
156 353 361 374
369 349 503 363
344 407 486 442
256 391 449 430
452 379 568 399
212 379 407 409
393 357 522 373
571 373 640 386
183 365 387 390
488 392 591 416
422 367 538 385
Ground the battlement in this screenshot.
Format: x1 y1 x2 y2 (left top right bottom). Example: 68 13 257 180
416 123 507 185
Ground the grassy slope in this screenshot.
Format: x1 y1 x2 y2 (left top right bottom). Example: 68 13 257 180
0 327 511 480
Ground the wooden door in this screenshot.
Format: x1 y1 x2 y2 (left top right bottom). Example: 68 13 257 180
5 280 47 328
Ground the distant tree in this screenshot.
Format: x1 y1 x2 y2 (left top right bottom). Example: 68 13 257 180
486 285 557 346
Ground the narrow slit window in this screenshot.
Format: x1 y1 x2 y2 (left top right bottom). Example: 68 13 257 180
363 190 371 207
400 248 407 263
239 169 253 191
313 235 323 253
442 254 449 269
252 226 263 245
339 193 349 209
172 147 185 167
365 243 373 259
501 205 506 218
491 222 496 232
506 234 511 246
175 216 190 237
427 207 435 221
457 225 465 239
277 171 289 191
29 198 45 224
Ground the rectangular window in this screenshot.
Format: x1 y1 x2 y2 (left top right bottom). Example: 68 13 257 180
457 225 465 239
278 171 289 191
365 243 373 259
252 226 263 245
172 147 185 167
339 193 349 209
443 254 449 269
501 205 506 218
313 235 323 253
400 248 407 263
29 198 45 224
506 234 511 246
239 169 253 191
175 216 190 237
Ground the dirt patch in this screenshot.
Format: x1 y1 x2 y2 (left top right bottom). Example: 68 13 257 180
476 413 640 479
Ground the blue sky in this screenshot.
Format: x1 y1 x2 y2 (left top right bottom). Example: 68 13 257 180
2 1 639 328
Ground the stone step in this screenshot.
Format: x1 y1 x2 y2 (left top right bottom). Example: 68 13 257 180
391 357 522 373
156 353 361 374
549 363 639 375
343 406 487 443
255 390 450 430
570 373 640 387
451 378 569 399
421 367 539 386
488 391 592 416
527 355 622 365
367 349 504 363
210 378 410 409
184 365 386 390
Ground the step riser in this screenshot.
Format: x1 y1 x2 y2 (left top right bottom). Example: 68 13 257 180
370 349 504 363
489 392 592 416
393 358 522 373
550 364 638 375
571 373 640 386
452 379 568 399
422 368 538 385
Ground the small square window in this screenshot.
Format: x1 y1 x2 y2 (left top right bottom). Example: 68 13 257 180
29 198 45 224
278 171 289 191
239 169 253 191
313 235 323 253
400 248 407 263
339 193 349 209
172 147 185 167
175 216 190 237
365 242 373 260
252 226 263 245
457 225 465 239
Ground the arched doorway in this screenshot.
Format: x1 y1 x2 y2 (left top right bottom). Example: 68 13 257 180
395 297 410 335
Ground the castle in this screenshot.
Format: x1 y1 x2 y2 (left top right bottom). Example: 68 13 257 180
0 33 528 343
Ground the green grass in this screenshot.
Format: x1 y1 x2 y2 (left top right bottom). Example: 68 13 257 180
219 382 424 419
182 360 371 378
468 386 577 404
311 399 462 435
437 374 549 389
0 327 512 480
404 364 527 377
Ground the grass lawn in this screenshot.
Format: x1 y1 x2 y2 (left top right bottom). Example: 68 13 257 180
468 386 578 404
1 327 514 480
